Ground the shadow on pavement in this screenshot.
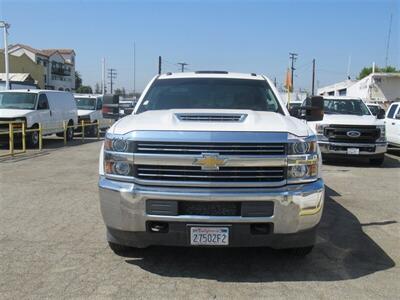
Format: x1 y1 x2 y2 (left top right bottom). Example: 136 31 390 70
323 154 400 169
121 185 395 282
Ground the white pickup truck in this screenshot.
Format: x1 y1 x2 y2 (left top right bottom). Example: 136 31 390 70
304 96 387 165
98 71 325 256
385 102 400 147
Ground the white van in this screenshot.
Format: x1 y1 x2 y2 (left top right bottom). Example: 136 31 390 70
0 90 78 147
74 94 108 136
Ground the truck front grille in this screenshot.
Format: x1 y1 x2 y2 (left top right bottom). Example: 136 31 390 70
135 165 285 183
324 125 380 143
136 142 286 156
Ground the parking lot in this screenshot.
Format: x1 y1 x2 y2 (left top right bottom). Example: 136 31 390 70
0 138 399 299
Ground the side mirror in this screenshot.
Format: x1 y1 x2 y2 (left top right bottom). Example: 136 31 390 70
303 96 324 121
102 95 120 120
289 107 300 118
377 108 386 119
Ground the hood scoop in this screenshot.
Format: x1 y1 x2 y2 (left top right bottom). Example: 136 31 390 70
175 113 247 122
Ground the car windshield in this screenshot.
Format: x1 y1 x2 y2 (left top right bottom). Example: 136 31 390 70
0 92 37 110
323 99 371 115
137 78 282 113
367 105 380 116
75 97 96 110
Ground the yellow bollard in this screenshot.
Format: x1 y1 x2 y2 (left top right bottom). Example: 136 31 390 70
97 120 100 140
22 122 26 152
9 123 14 156
81 120 85 142
63 121 67 145
39 123 43 151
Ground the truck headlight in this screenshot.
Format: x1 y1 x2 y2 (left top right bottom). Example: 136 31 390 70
104 134 133 178
376 125 386 142
287 137 319 184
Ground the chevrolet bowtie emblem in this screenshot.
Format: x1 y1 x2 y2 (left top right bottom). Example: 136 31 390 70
193 153 227 171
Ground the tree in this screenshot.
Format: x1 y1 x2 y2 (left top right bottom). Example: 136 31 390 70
358 65 399 79
75 71 82 89
114 88 126 97
94 83 101 94
76 85 93 94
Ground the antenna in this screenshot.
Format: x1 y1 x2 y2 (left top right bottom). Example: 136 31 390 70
385 13 393 67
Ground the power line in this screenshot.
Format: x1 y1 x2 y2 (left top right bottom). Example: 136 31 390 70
107 68 117 94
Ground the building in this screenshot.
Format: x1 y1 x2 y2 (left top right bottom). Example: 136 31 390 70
0 49 45 88
6 44 76 91
0 73 39 90
318 73 400 105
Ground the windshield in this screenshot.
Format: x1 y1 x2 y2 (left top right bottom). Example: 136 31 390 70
137 78 282 113
0 92 37 110
367 105 380 116
323 99 371 116
75 97 96 110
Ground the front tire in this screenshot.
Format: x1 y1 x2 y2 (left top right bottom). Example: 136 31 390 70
108 242 134 255
66 121 74 141
27 125 39 148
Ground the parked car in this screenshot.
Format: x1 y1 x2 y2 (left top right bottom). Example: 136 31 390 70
119 98 137 117
302 96 387 165
99 71 325 256
0 90 77 147
385 102 400 147
74 94 109 136
367 103 382 116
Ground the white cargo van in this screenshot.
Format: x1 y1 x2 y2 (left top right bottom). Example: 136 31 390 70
0 90 77 147
74 94 108 136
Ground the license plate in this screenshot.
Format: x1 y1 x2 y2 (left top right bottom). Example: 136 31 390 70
190 227 229 246
347 148 359 155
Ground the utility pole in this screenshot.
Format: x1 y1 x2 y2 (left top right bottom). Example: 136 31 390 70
289 52 298 92
107 68 117 94
385 13 393 67
311 59 316 96
177 62 188 72
101 58 106 94
158 56 162 75
274 77 277 87
0 21 10 90
133 42 136 96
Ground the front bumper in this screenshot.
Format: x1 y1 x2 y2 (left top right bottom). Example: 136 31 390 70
318 141 387 156
99 177 325 248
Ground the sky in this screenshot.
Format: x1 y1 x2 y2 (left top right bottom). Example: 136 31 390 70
0 0 399 93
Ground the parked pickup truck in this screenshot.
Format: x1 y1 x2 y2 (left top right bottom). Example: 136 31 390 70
385 102 400 147
99 71 325 256
303 96 387 165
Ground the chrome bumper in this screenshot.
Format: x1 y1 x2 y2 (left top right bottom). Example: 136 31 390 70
98 176 324 235
318 141 387 155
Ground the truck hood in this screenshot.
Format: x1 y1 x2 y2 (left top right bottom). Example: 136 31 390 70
319 114 379 126
78 109 94 116
110 109 310 137
0 109 34 118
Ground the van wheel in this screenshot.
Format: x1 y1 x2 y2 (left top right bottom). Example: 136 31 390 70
27 125 39 148
370 155 384 166
285 246 314 257
66 121 74 141
90 123 99 137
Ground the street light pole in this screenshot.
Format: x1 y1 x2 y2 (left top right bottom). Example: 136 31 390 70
0 21 10 90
